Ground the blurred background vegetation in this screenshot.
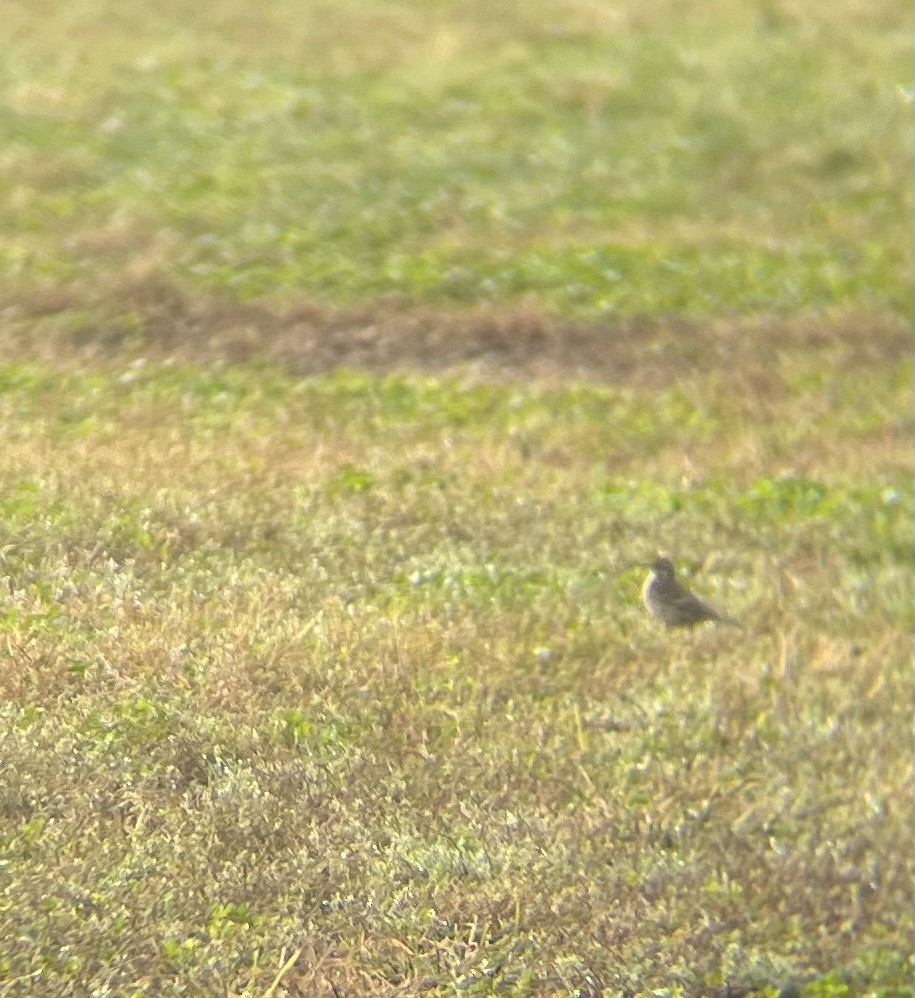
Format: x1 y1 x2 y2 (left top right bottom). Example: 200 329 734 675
1 0 911 319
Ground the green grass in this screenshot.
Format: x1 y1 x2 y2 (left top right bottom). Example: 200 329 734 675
0 351 911 996
1 1 912 994
1 0 912 318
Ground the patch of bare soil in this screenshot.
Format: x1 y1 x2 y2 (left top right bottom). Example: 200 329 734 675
0 278 909 386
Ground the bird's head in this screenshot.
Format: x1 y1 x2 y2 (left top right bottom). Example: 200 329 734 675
649 556 676 579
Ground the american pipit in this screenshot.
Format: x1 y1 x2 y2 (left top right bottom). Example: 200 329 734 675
642 556 739 629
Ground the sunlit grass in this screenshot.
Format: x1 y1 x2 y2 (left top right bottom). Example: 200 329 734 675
0 1 912 993
0 353 911 996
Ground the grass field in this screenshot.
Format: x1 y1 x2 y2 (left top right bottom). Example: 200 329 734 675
2 0 912 319
1 1 913 996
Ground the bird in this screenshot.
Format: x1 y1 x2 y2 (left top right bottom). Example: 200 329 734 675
641 556 739 629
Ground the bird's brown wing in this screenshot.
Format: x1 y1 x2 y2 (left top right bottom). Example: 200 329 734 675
670 590 721 622
675 590 744 628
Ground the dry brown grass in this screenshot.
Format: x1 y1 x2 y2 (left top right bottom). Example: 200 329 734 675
1 279 909 384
